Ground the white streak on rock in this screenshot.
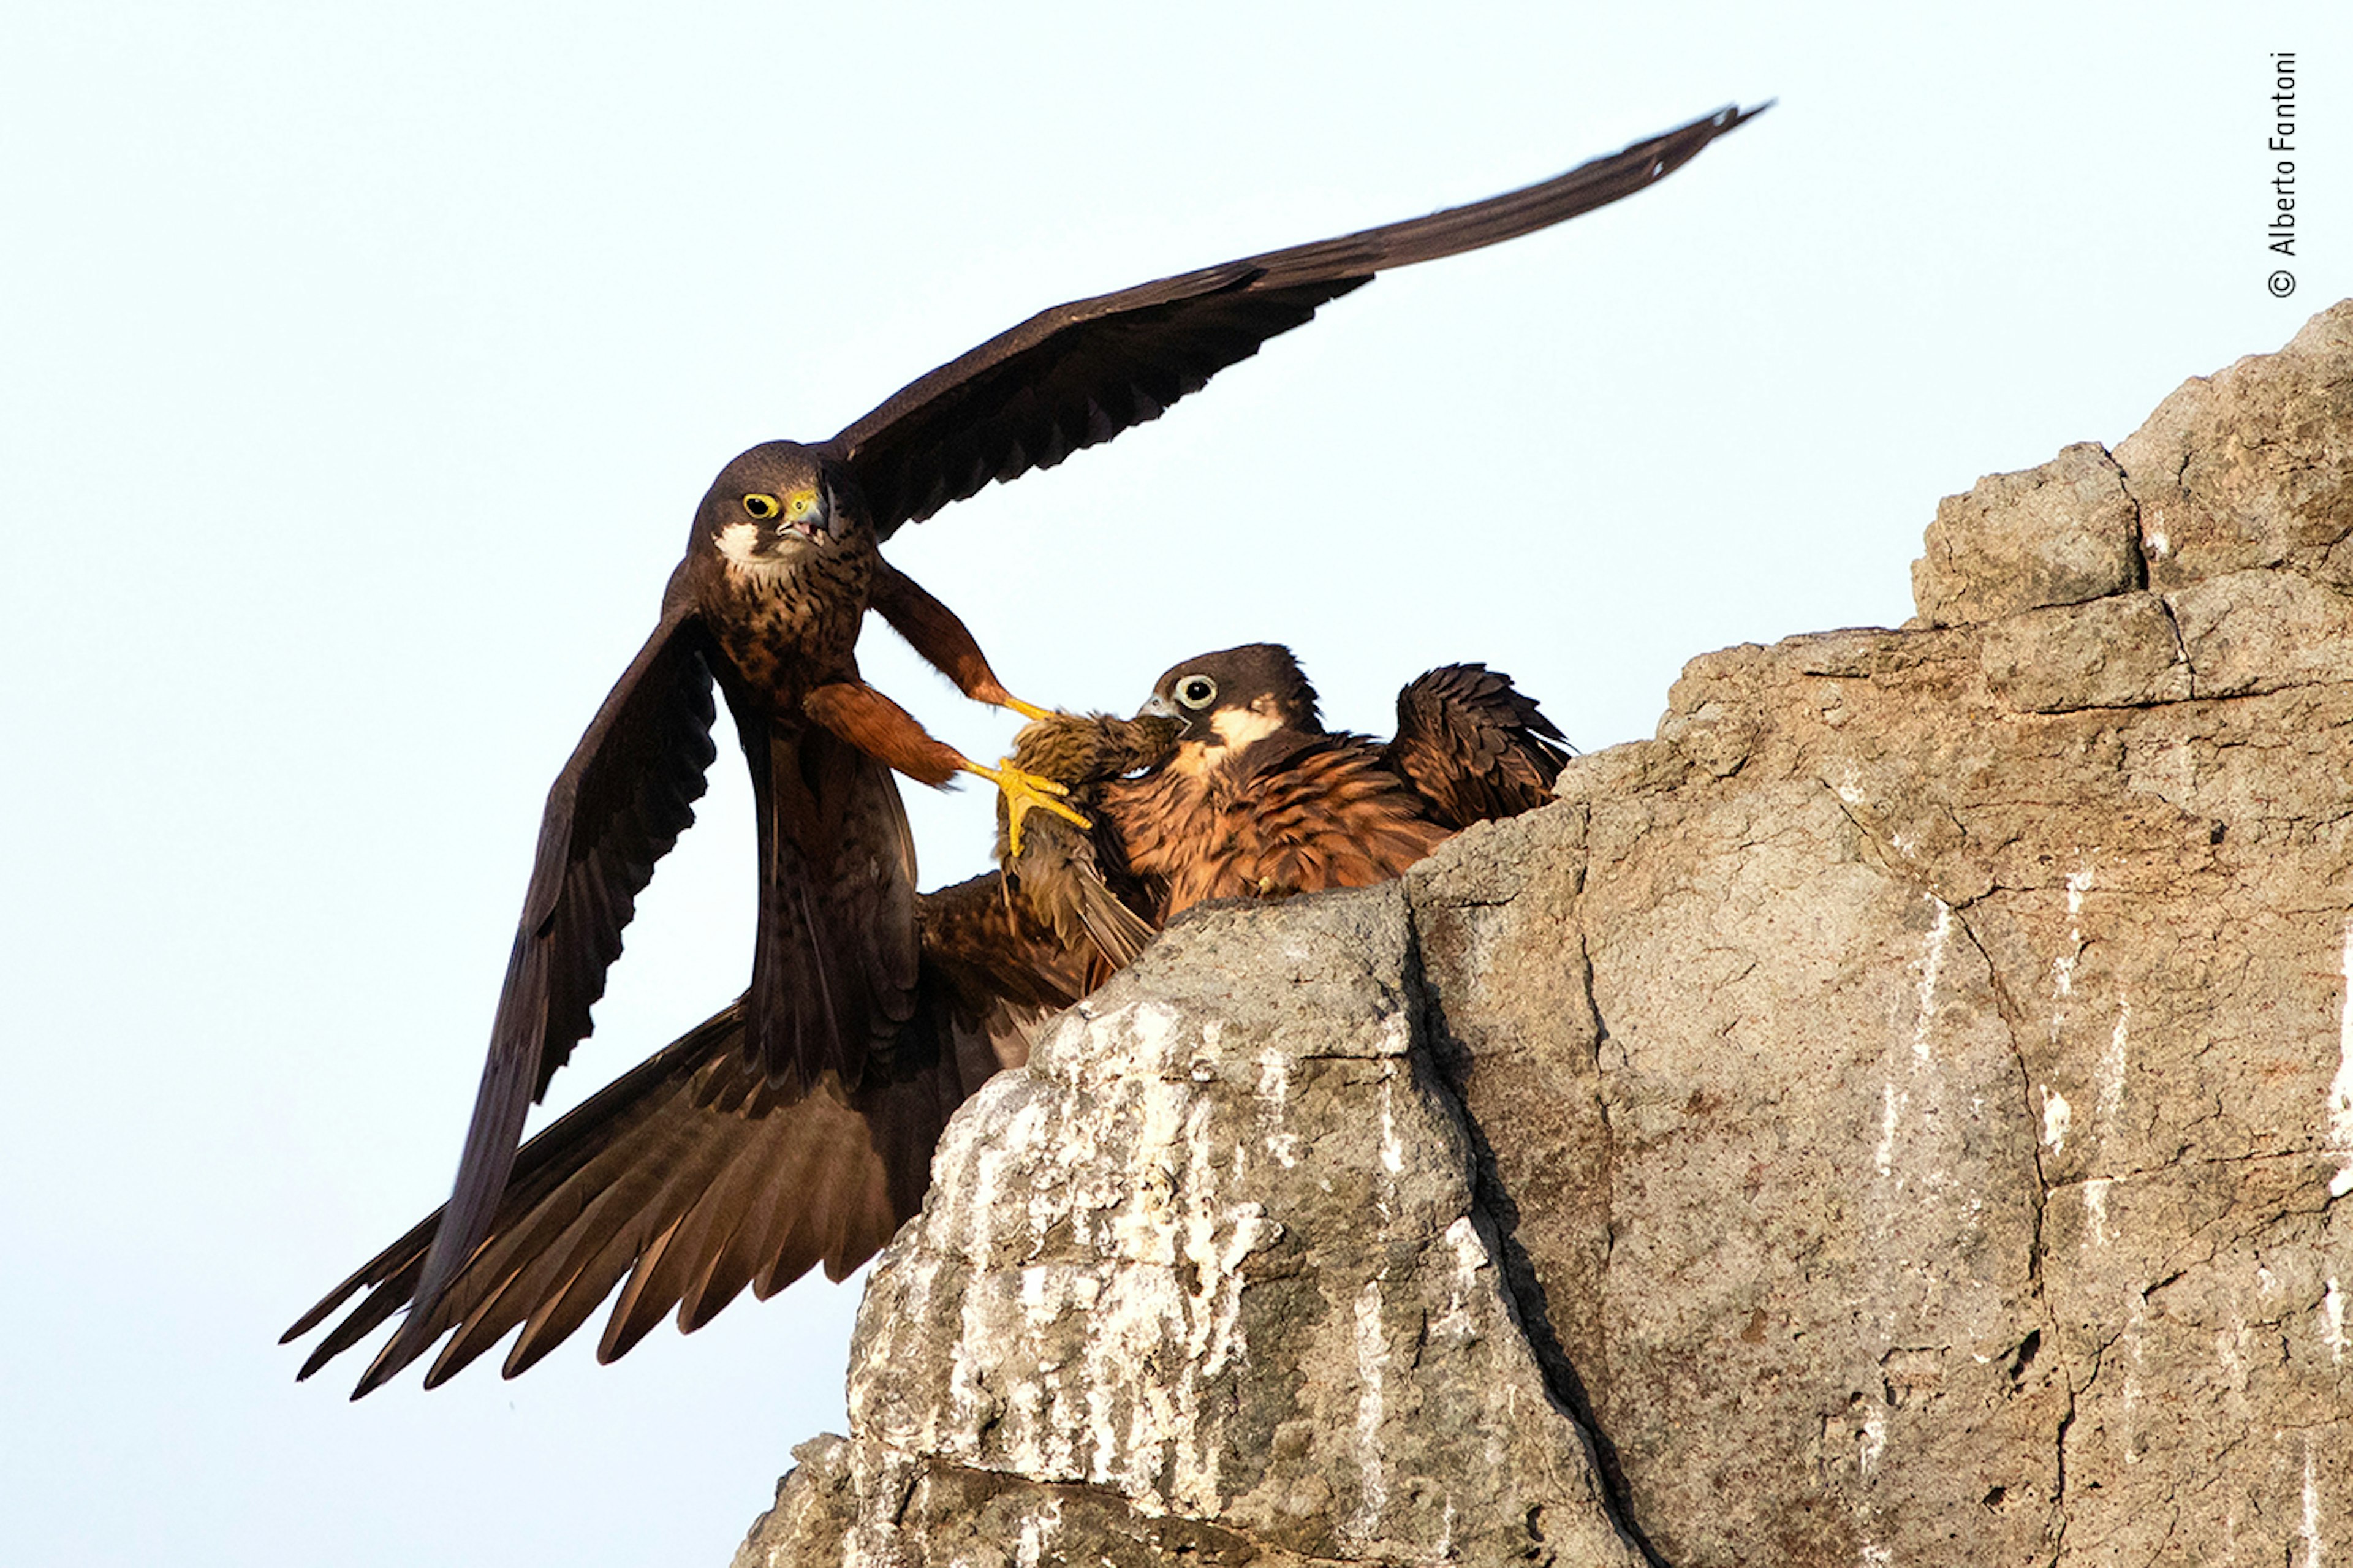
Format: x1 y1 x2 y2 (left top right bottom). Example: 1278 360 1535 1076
869 994 1290 1517
1352 1279 1390 1538
2302 1434 2324 1568
1430 1216 1490 1346
2096 998 2130 1134
841 1447 922 1568
1912 897 1950 1062
1858 1407 1887 1482
1378 1067 1406 1176
1876 1083 1904 1179
1256 1048 1300 1168
2083 1178 2112 1249
1014 1496 1063 1568
2324 1277 2347 1365
2053 866 2094 1002
2330 920 2353 1197
945 1285 998 1454
2040 1088 2071 1154
2211 1299 2249 1393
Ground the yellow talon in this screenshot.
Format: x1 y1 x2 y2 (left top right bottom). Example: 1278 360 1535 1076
1004 695 1056 723
972 757 1091 858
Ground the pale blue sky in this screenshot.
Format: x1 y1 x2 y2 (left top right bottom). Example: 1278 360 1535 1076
2 4 2344 1564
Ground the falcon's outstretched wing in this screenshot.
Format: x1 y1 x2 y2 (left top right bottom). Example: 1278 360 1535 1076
832 104 1765 534
380 589 721 1385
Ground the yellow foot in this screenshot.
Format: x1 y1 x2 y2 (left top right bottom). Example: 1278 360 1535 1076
970 757 1091 858
1002 695 1057 723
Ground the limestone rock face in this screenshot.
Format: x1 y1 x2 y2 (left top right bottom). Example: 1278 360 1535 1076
737 302 2353 1566
744 893 1646 1568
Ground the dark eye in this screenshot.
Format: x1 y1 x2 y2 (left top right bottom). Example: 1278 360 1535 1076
1176 674 1217 710
742 494 781 520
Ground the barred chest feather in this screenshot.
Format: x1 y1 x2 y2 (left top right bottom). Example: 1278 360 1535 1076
707 545 873 703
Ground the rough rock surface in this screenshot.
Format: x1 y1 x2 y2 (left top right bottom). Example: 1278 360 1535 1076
737 303 2353 1566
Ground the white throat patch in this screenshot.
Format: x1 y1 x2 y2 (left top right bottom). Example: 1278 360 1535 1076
716 519 801 586
716 520 764 568
1164 699 1290 778
1210 702 1288 752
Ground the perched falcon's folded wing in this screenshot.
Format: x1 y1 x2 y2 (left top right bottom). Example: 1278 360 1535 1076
1385 663 1572 830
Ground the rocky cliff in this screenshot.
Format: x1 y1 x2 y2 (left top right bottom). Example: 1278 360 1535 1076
734 303 2353 1567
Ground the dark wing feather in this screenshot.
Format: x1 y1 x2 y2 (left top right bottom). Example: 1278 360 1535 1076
1385 664 1572 830
734 711 922 1091
371 596 719 1385
284 877 1080 1396
833 104 1763 536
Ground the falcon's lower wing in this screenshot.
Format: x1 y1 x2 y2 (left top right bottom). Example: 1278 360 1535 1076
384 596 721 1387
285 876 1080 1396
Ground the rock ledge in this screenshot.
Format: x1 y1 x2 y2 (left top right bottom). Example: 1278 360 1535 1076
737 303 2353 1567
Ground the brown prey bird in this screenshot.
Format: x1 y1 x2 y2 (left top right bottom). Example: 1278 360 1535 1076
1003 644 1572 977
993 710 1184 979
289 103 1758 1395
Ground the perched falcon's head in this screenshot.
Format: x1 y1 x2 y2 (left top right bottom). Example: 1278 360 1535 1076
1140 643 1324 769
695 441 865 578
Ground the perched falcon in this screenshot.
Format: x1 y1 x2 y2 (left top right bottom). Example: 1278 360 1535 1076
1003 643 1572 975
283 875 1085 1391
309 103 1760 1393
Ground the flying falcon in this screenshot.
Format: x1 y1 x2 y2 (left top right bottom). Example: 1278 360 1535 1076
1004 643 1572 976
314 102 1762 1392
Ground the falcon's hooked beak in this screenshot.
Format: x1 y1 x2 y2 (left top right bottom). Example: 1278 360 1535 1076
781 486 836 542
1137 691 1210 744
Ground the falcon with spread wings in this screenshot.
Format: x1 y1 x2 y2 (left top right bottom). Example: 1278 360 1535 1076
292 104 1759 1393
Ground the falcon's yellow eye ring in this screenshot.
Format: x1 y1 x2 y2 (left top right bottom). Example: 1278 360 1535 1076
1175 675 1218 710
742 494 782 521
